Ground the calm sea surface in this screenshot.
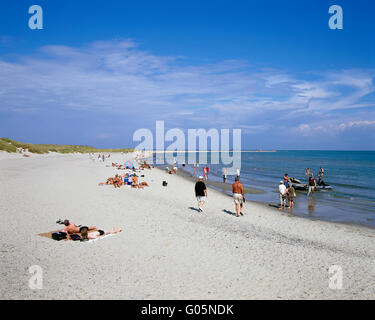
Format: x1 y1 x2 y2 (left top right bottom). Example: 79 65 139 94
154 151 375 228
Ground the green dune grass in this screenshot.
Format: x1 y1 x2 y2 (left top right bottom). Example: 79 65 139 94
0 138 133 154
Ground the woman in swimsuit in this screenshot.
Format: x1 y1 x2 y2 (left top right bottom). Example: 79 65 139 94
80 227 122 240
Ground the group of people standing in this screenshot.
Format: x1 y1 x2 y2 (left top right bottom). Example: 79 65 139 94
192 161 210 180
279 166 326 209
305 167 325 197
89 153 110 162
278 174 296 210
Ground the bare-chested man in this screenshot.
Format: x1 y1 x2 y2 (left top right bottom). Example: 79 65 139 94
63 220 96 237
232 176 245 217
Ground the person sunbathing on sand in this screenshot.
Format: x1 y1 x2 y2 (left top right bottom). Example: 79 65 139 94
80 227 122 240
131 174 139 187
63 220 96 235
113 174 123 188
98 177 114 186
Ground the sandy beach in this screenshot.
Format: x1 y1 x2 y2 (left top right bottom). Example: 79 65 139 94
0 151 374 300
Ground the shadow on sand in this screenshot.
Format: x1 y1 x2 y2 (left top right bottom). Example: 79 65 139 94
223 209 236 216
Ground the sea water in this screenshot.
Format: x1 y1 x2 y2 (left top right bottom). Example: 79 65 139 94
155 151 375 228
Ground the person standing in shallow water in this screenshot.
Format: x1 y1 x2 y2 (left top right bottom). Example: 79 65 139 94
307 175 316 197
278 181 287 210
305 168 310 179
232 176 245 217
287 184 296 209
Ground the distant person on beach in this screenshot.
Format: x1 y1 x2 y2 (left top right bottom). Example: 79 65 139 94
232 176 245 217
80 226 122 240
196 161 200 176
206 166 209 180
223 167 228 183
307 176 316 197
194 176 207 212
203 166 207 180
287 185 296 209
236 168 240 178
278 181 287 210
193 162 196 177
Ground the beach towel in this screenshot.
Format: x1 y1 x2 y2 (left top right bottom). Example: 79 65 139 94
38 228 97 242
38 228 119 242
86 233 115 243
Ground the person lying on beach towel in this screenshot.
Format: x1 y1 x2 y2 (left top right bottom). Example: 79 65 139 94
63 220 96 236
80 226 122 240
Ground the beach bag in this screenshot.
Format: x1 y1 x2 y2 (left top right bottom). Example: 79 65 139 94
162 181 168 186
70 234 82 241
52 232 67 241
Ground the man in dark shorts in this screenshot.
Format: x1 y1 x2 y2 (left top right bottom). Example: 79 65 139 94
194 176 207 212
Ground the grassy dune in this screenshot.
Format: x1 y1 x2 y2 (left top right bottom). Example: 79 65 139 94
0 138 133 154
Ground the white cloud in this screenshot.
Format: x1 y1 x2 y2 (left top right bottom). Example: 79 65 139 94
0 39 374 132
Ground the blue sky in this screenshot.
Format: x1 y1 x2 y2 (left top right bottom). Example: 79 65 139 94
0 0 374 150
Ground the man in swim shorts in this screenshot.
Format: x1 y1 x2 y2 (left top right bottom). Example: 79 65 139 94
232 176 245 217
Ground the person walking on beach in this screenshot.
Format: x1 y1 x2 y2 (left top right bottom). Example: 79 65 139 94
206 166 209 180
279 181 287 210
203 166 207 180
193 162 196 177
236 168 240 179
223 167 228 183
194 176 207 212
307 175 316 197
232 176 245 217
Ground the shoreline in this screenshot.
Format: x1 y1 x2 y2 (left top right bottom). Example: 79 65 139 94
157 164 375 232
